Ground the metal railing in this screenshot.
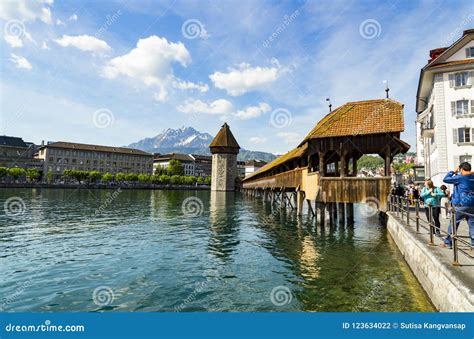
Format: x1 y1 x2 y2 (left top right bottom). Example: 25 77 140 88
388 194 473 266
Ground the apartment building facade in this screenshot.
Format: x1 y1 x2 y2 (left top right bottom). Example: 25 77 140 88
0 136 43 170
416 29 474 186
37 141 153 178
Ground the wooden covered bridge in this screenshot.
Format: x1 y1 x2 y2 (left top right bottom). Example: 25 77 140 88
240 98 410 224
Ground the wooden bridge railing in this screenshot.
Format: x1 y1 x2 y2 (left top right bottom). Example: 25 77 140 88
242 168 303 189
320 177 391 210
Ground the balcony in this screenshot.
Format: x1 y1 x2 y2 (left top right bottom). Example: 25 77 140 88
420 123 434 138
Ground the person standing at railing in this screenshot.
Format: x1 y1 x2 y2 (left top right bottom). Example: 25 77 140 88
440 185 451 219
420 179 444 237
442 162 474 249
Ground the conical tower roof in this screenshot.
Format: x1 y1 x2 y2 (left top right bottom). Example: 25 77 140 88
209 123 240 154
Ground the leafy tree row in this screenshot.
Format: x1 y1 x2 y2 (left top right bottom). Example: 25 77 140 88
0 167 41 181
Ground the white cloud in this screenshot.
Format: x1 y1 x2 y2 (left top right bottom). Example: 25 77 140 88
56 18 64 25
4 34 23 48
235 102 271 120
277 132 300 144
9 54 32 70
209 61 280 96
0 0 53 24
102 35 191 101
41 41 49 50
68 14 78 21
249 136 267 145
177 99 234 116
54 35 111 54
172 79 209 93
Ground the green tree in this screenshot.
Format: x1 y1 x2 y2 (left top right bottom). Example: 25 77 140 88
170 175 181 185
88 171 102 183
168 160 184 176
26 168 40 182
8 167 26 180
138 173 151 183
204 176 211 185
197 176 205 184
159 174 171 184
0 167 8 178
125 173 138 182
184 176 196 185
47 171 54 183
115 172 126 182
357 155 384 171
154 165 169 175
102 173 114 183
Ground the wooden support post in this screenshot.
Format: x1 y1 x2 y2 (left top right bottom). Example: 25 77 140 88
319 203 326 227
338 202 345 224
346 203 354 225
319 152 325 176
307 200 315 217
296 191 305 216
280 190 286 209
328 203 335 225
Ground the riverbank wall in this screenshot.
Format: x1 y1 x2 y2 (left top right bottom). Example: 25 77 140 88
386 212 474 312
0 183 211 190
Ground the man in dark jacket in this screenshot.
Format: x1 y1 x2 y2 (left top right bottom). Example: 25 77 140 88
442 162 474 248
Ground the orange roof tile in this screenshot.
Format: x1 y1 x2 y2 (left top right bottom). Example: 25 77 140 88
300 98 405 144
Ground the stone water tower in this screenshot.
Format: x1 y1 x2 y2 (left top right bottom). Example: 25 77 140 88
209 123 240 191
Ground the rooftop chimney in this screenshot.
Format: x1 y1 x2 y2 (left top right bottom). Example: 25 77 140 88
428 47 448 63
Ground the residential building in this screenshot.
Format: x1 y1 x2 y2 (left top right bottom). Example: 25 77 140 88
191 154 212 177
36 141 153 178
0 136 43 170
237 161 246 178
244 160 267 177
416 28 474 186
153 153 196 176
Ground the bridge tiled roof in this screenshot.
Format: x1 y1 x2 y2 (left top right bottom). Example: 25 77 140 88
300 98 405 144
244 143 307 181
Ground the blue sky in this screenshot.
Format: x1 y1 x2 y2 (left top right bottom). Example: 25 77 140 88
1 0 473 154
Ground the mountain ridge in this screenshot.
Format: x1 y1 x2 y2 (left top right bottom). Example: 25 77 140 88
126 126 277 162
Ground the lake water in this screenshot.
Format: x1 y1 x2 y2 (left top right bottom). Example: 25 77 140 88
0 188 434 312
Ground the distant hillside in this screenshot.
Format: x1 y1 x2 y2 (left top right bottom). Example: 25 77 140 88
126 126 277 162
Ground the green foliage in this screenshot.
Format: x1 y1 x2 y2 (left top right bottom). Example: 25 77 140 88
26 168 40 181
125 173 138 182
101 173 114 182
357 155 384 170
204 176 211 185
88 171 102 182
8 167 26 179
115 173 126 182
197 176 205 184
154 165 169 176
168 160 184 176
47 171 54 183
170 175 181 185
159 174 171 184
138 174 151 183
0 167 8 177
393 162 414 174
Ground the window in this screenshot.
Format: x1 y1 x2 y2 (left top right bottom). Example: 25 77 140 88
455 72 468 87
451 100 470 116
453 127 473 143
460 155 472 164
466 47 474 58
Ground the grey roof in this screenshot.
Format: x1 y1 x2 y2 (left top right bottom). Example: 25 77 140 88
0 136 28 148
40 141 152 156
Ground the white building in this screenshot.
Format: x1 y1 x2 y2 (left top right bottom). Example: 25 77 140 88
244 160 267 177
416 28 474 186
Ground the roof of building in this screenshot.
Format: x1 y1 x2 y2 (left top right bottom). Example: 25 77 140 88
209 123 240 149
154 153 195 162
300 99 404 144
427 58 474 69
0 136 28 148
190 154 212 161
245 160 267 167
40 141 152 156
244 144 308 181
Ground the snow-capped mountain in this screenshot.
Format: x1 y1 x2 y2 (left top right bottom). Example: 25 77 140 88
126 126 277 162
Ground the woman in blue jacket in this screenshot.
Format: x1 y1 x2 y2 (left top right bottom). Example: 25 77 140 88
420 179 445 236
442 162 474 248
